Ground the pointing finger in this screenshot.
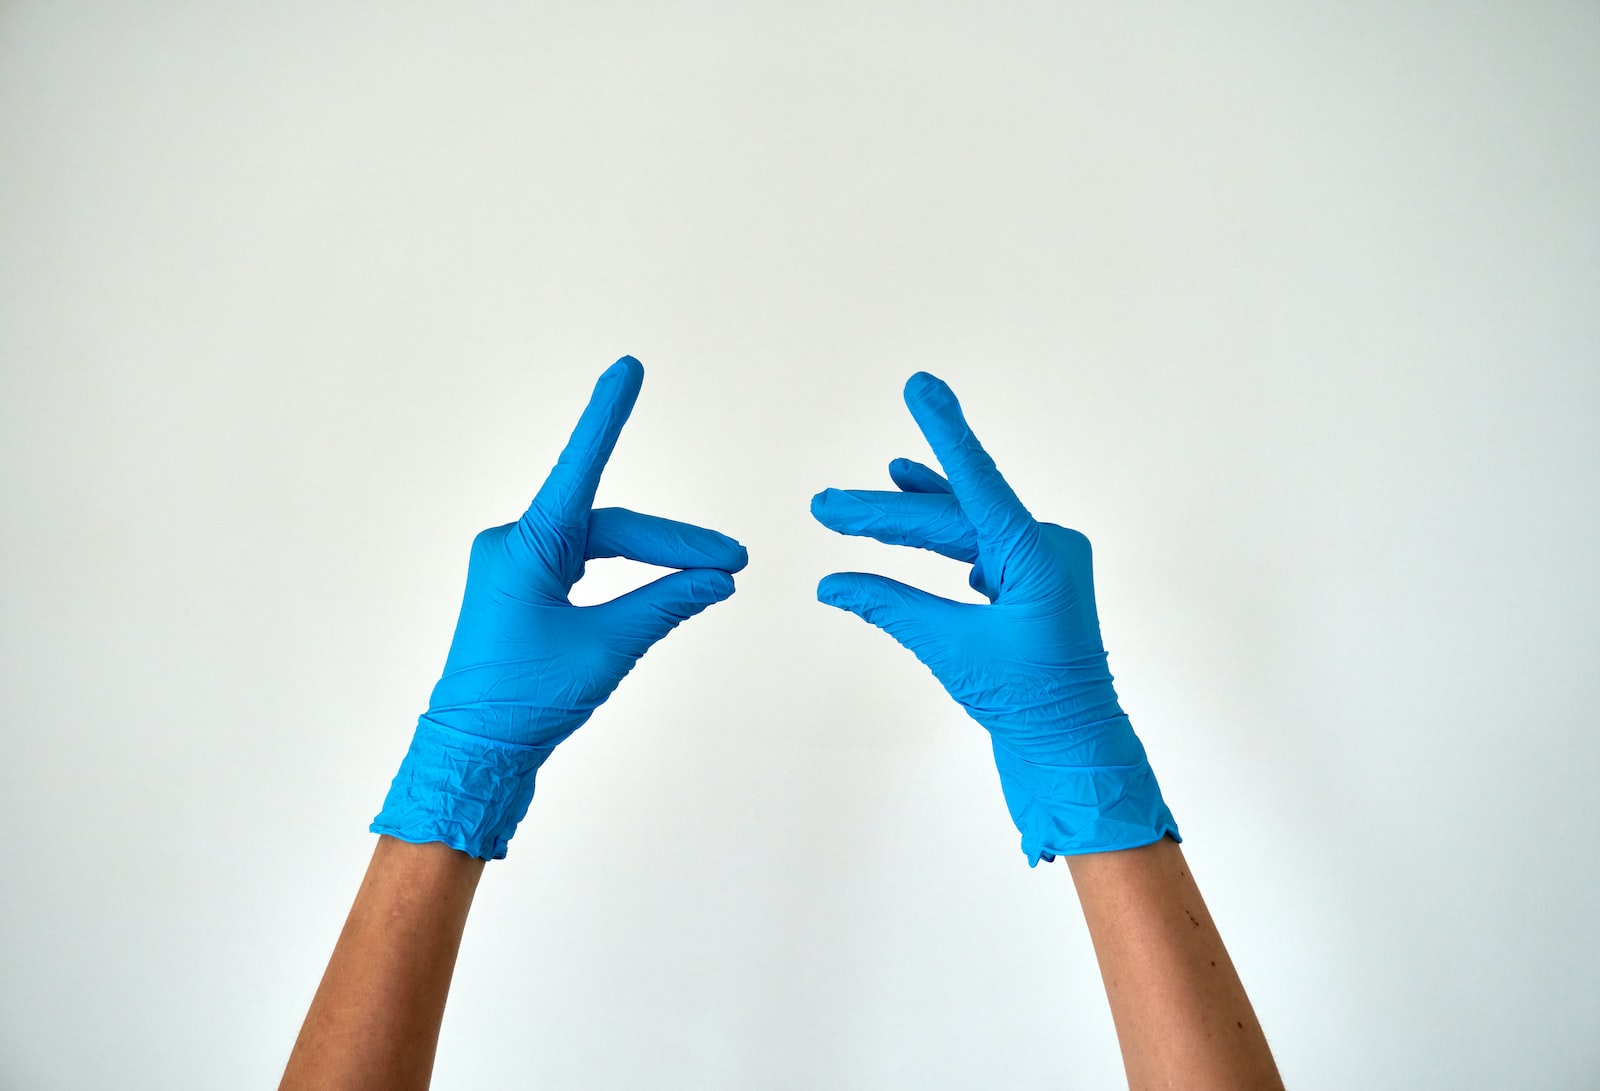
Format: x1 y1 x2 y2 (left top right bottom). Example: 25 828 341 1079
528 356 645 528
902 372 1036 563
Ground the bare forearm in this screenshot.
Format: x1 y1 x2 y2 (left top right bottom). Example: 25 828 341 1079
280 836 486 1091
1067 837 1281 1090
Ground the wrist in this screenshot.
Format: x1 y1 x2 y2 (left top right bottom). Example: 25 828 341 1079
370 717 548 860
990 735 1181 866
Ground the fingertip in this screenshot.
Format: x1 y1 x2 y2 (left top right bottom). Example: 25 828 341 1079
815 571 857 608
603 355 645 393
667 567 737 614
815 572 842 604
695 528 748 574
888 457 952 495
699 567 737 603
811 489 876 535
903 371 950 407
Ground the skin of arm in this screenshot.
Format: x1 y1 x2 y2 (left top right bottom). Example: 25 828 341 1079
1067 836 1283 1090
279 836 485 1090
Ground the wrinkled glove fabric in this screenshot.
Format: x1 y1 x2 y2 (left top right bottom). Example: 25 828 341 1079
373 357 746 859
811 372 1178 864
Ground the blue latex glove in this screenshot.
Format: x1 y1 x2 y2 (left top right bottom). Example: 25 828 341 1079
372 357 747 860
811 373 1178 865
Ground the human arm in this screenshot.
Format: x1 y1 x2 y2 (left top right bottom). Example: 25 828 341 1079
810 373 1280 1087
279 837 484 1091
280 356 747 1087
1070 837 1280 1088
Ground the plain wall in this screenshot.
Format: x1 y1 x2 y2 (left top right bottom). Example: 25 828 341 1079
2 3 1597 1087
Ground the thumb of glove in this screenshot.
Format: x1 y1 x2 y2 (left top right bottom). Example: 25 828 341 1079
602 567 738 659
816 571 951 656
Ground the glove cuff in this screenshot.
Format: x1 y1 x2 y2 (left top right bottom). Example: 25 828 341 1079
991 738 1181 866
370 716 547 861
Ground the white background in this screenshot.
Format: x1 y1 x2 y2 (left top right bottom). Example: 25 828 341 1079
3 3 1597 1088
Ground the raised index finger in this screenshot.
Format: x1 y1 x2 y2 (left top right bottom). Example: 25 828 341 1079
530 356 645 526
902 371 1035 559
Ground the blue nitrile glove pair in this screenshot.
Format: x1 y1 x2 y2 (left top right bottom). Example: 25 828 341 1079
373 358 1178 864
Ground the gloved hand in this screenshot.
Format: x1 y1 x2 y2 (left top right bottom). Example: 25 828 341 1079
811 372 1178 865
372 356 748 860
